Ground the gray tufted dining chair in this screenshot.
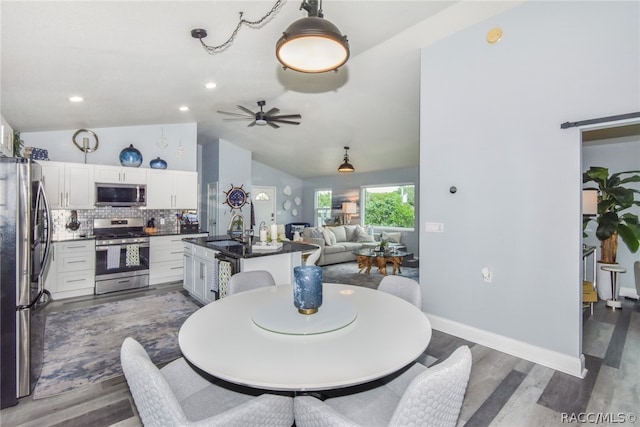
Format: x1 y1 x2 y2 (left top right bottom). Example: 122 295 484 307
377 275 423 310
227 270 276 295
120 337 294 427
293 346 472 427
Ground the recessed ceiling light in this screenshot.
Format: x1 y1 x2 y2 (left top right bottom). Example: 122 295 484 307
205 82 217 89
68 96 84 102
179 106 189 112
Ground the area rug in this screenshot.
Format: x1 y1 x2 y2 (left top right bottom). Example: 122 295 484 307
33 291 200 399
322 261 419 289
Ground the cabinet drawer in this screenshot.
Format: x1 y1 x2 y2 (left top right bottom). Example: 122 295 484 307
57 271 94 292
150 260 183 285
151 246 185 262
193 245 218 260
58 240 94 253
59 252 94 272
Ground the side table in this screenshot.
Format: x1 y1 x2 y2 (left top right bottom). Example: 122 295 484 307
601 265 626 310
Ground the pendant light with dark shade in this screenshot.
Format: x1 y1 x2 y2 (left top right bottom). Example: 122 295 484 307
338 146 355 173
276 0 349 73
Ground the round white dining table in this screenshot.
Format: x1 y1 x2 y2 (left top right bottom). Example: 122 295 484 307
178 283 432 392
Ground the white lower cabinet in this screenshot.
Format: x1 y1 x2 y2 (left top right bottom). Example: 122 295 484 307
149 234 206 285
183 242 217 304
45 240 96 299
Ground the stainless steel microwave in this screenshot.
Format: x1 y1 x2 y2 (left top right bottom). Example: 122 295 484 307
95 183 146 207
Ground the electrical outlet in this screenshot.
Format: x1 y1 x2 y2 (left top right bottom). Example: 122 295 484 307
160 218 165 225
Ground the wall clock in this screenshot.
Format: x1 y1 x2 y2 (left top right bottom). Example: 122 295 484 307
224 184 249 211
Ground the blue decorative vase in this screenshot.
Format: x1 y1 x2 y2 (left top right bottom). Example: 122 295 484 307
119 144 143 167
293 265 323 315
150 157 167 169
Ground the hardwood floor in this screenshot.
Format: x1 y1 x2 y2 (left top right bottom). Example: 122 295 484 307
1 285 638 427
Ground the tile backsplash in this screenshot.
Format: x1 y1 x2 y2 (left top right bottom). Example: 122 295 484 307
51 207 190 240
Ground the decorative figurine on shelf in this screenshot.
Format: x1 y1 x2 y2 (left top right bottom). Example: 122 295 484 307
119 144 143 167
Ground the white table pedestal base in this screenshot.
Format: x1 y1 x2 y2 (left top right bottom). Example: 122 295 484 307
606 299 622 309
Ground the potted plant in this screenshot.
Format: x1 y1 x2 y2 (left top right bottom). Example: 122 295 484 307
583 166 640 263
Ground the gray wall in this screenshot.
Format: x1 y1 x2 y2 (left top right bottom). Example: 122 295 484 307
582 136 640 295
302 166 419 256
419 1 638 369
252 160 304 225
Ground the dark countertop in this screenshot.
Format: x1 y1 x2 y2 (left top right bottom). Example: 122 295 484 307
183 235 317 259
148 231 208 237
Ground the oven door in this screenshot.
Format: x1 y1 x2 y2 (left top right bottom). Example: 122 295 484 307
95 242 150 278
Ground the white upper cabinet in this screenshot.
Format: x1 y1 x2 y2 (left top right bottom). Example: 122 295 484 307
41 161 94 209
147 170 197 209
94 165 146 184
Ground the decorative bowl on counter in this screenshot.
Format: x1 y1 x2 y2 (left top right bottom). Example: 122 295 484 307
119 144 143 167
150 157 167 169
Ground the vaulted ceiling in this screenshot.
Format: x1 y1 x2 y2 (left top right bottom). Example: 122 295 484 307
1 1 521 177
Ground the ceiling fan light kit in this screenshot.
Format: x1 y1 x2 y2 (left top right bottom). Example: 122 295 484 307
338 146 354 173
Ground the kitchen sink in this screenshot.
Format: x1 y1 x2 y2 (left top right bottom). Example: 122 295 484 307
207 240 244 248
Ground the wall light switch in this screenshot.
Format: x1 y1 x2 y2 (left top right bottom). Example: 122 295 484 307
425 222 444 232
160 218 165 225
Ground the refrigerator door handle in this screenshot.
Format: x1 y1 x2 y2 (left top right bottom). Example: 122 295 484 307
37 181 53 287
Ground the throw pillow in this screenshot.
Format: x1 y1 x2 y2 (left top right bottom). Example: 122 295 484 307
355 225 375 242
344 225 357 241
330 226 347 242
382 231 402 244
310 227 324 239
322 227 336 246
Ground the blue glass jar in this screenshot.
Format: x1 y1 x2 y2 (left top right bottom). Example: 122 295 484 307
150 157 167 169
119 144 143 167
293 266 323 315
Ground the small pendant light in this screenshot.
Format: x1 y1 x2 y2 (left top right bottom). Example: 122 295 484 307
338 146 354 173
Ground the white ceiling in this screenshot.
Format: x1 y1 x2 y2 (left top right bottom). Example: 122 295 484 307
1 0 519 178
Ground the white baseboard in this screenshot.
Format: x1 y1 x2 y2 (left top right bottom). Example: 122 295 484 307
426 313 587 378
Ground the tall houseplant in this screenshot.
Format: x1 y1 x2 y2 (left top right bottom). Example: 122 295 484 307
583 166 640 263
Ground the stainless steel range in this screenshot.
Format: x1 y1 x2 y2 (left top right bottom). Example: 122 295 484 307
94 218 150 294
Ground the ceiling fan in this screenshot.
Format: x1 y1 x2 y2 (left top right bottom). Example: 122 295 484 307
217 100 302 129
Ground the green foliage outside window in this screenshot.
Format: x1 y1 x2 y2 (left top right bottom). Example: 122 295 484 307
364 185 414 228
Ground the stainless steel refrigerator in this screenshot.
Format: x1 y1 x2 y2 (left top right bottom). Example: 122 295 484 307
0 157 52 408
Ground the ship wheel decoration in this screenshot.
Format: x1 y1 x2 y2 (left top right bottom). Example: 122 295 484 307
224 184 249 211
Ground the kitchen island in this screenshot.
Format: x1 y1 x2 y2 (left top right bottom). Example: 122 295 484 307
182 236 317 304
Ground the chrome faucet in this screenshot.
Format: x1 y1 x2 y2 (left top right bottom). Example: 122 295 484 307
228 213 252 243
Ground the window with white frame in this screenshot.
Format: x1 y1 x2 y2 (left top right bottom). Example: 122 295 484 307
314 189 332 227
361 184 415 229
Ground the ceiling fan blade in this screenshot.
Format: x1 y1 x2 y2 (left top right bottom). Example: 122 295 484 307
271 114 302 120
264 107 280 116
248 120 257 127
237 105 256 116
218 110 252 118
270 119 300 125
267 121 280 129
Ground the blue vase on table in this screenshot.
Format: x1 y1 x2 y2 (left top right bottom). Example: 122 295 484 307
293 265 323 315
119 144 143 167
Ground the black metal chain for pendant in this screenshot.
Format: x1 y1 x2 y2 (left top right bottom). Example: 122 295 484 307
198 0 285 54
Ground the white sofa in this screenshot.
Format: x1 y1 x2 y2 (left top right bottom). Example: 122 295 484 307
302 225 404 266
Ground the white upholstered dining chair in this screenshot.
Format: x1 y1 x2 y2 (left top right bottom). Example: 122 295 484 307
304 244 322 266
120 337 294 427
227 270 276 295
294 346 472 427
377 275 423 310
